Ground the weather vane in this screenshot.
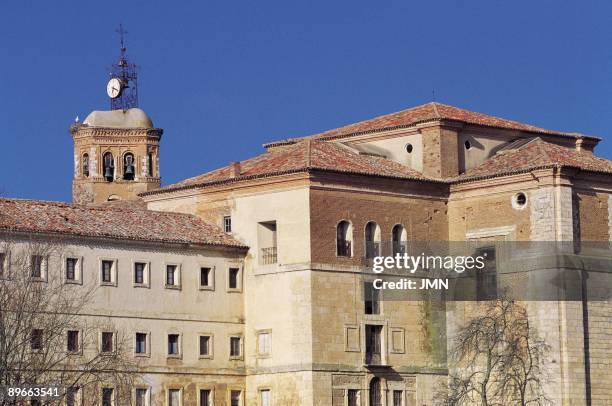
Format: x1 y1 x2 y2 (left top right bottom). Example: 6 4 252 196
107 24 139 110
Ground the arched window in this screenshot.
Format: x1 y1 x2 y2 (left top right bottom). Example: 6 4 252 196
364 222 381 259
147 153 154 177
82 154 89 177
369 377 382 406
103 152 114 182
336 220 353 257
392 224 408 255
123 153 135 181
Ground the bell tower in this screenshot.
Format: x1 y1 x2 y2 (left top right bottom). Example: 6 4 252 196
70 26 162 205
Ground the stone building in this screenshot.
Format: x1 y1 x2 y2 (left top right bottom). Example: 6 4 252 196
1 97 611 405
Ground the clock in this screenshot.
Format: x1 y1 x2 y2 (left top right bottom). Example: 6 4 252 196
106 78 123 99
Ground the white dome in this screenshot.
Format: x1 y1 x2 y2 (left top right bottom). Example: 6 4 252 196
83 108 153 128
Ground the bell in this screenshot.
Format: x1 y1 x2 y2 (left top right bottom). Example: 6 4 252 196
104 166 114 181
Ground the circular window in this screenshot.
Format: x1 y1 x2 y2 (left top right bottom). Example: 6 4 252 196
405 143 413 153
464 140 471 150
512 192 527 209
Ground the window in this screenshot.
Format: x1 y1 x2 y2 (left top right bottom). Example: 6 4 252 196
168 334 180 356
67 330 79 353
347 389 359 406
103 152 114 182
230 391 241 406
365 222 381 259
476 246 497 301
65 257 78 281
512 192 528 209
82 153 89 177
102 388 114 406
168 389 181 406
166 264 180 288
392 224 408 255
260 390 270 406
258 221 277 265
147 153 154 177
365 325 382 365
31 255 44 278
230 336 242 358
135 333 148 355
199 389 211 406
123 153 135 181
200 267 213 289
257 331 271 356
0 252 6 277
101 332 114 353
135 388 148 406
66 387 79 406
223 216 232 233
336 220 353 257
464 140 472 150
228 267 240 290
364 282 380 315
199 335 211 357
31 329 43 351
134 262 148 286
393 390 403 406
405 143 413 153
369 378 382 406
100 260 116 285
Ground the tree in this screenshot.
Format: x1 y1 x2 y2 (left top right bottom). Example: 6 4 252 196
0 240 139 405
439 296 551 406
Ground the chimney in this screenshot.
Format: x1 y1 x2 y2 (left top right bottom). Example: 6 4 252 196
230 161 241 178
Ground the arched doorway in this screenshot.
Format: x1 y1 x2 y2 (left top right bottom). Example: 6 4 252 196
369 377 382 406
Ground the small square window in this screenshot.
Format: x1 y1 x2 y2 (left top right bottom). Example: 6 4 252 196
102 388 114 406
230 390 241 406
199 335 211 357
228 267 240 290
168 334 180 356
101 332 114 353
31 329 43 350
230 336 242 358
223 216 232 233
66 258 78 281
67 330 80 353
135 332 148 355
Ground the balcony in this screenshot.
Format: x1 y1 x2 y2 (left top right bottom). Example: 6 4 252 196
260 247 278 265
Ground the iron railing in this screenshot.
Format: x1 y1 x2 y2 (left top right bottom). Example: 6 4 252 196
260 247 278 265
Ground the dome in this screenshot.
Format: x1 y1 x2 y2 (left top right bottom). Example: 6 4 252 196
82 108 153 128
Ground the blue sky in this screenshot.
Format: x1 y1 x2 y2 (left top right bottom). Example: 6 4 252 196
0 1 611 201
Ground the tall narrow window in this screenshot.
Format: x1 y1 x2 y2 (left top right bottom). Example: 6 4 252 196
336 220 353 257
135 333 147 354
123 153 135 181
134 262 146 285
0 252 6 277
393 390 403 406
135 388 148 406
200 389 211 406
258 332 271 355
31 255 44 278
166 265 179 287
230 390 241 406
147 153 154 177
364 282 380 315
67 330 79 353
365 325 382 365
230 336 241 358
260 390 270 406
228 268 240 290
168 389 180 406
369 378 382 406
223 216 232 233
258 221 277 265
82 154 89 177
103 152 114 182
101 332 114 353
31 329 43 350
101 260 114 284
102 388 114 406
168 334 180 356
476 246 497 301
200 267 212 288
199 335 211 357
392 224 408 255
66 258 77 281
365 222 381 259
347 389 359 406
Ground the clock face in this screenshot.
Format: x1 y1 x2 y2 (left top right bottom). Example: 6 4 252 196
106 78 122 99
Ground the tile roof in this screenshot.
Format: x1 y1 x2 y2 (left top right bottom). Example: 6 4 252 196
0 198 246 248
144 140 430 195
457 138 612 181
265 102 597 147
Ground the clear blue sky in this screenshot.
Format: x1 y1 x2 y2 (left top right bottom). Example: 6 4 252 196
1 1 611 202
